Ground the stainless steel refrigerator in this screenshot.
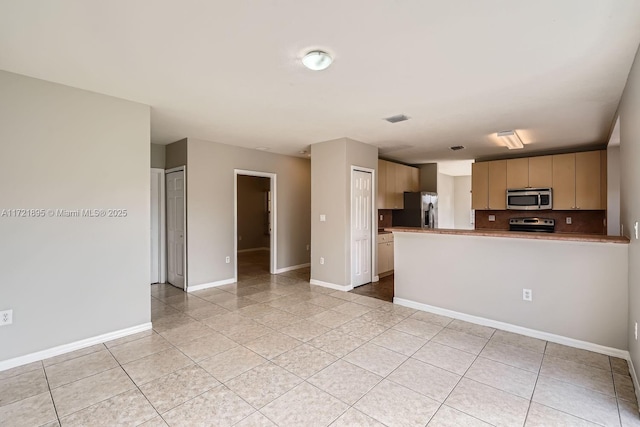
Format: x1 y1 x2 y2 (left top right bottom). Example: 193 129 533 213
392 192 438 228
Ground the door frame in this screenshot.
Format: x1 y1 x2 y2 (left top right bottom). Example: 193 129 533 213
166 166 187 290
151 168 166 284
350 166 377 287
234 169 277 280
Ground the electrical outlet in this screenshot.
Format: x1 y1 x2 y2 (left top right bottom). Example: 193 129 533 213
306 244 310 251
320 257 325 265
0 310 13 326
522 289 532 302
488 215 495 222
566 217 572 225
238 235 242 241
380 214 383 221
225 256 230 264
320 214 326 222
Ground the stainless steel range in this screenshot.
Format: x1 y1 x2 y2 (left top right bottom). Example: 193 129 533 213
509 217 555 233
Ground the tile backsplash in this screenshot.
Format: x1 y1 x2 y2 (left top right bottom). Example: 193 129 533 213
475 210 606 234
378 209 393 229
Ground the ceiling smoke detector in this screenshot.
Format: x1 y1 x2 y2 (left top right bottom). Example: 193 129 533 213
384 114 409 123
450 146 465 151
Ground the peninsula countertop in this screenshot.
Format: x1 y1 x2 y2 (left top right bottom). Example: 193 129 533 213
384 227 630 244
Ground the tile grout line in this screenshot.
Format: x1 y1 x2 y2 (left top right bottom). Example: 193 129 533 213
40 361 62 426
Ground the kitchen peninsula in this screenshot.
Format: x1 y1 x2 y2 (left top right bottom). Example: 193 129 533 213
387 227 630 355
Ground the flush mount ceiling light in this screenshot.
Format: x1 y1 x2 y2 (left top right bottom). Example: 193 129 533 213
302 50 333 71
497 130 525 149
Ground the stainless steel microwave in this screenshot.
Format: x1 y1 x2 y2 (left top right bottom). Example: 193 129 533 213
506 188 552 210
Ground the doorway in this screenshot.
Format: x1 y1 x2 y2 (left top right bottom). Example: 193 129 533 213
234 170 277 281
351 168 374 287
166 168 186 290
150 168 166 284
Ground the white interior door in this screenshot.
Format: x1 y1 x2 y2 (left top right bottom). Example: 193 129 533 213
166 170 185 290
151 170 160 283
352 169 372 287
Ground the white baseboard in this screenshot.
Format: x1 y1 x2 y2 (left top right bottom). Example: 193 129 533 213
0 322 152 372
275 263 310 274
310 279 353 292
188 278 236 292
394 297 630 360
373 275 380 282
237 247 270 253
629 358 640 405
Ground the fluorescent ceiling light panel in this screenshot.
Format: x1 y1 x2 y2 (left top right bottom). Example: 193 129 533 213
497 130 524 149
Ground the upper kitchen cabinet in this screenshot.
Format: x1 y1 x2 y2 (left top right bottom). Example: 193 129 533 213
409 167 419 192
377 159 419 209
472 160 506 209
528 155 553 188
552 150 605 210
488 160 507 209
506 158 529 189
472 162 489 209
377 160 387 209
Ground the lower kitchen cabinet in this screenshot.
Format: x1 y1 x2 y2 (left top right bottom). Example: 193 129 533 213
377 233 394 277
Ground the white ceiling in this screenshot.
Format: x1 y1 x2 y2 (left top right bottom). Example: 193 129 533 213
1 1 639 163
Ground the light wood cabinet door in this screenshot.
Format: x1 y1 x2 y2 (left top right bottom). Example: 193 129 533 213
552 153 576 210
600 150 607 210
506 158 529 189
377 241 394 275
488 160 507 210
394 164 409 209
575 151 601 210
377 160 387 209
387 162 406 209
528 156 553 188
385 161 398 209
472 162 489 209
409 167 419 192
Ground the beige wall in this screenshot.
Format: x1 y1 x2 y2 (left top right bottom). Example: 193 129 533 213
607 145 621 236
237 175 270 251
454 176 473 229
150 143 166 169
619 45 640 372
186 138 310 286
437 173 455 228
311 138 378 287
394 232 628 350
166 139 187 169
0 71 150 362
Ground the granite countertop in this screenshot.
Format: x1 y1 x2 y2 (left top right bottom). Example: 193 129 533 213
384 227 630 244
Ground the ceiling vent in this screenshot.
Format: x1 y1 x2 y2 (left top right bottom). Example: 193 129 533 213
384 114 409 123
450 145 465 151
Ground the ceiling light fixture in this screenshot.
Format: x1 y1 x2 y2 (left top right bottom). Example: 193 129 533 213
497 130 524 149
255 147 270 151
302 50 333 71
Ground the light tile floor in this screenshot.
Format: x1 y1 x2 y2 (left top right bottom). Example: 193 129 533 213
2 265 640 426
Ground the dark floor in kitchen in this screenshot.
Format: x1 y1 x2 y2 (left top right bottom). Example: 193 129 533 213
349 274 394 302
